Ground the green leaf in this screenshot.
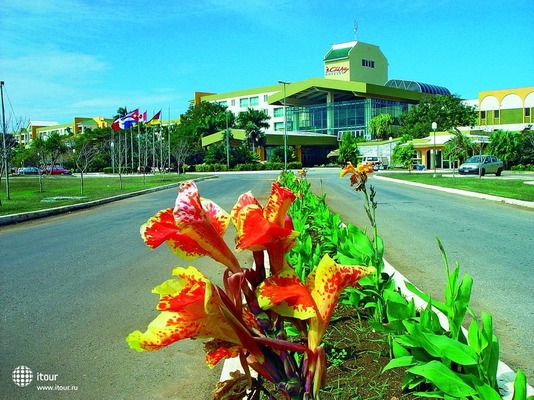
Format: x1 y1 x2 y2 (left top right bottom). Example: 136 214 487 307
512 369 527 400
468 319 482 354
392 340 411 358
406 281 449 316
407 361 478 397
382 355 416 373
474 382 502 400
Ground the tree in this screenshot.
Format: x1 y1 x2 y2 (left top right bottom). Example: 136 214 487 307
177 102 230 164
172 137 195 174
204 143 227 165
113 107 128 120
69 132 101 194
399 95 477 138
443 132 473 173
487 129 522 169
236 108 270 153
369 114 394 140
27 132 68 185
338 132 360 166
231 144 258 165
270 146 296 164
518 128 534 167
392 142 416 172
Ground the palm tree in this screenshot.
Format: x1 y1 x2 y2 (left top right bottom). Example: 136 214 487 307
114 107 128 120
237 108 270 154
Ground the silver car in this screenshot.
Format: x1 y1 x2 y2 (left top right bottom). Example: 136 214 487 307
458 155 503 176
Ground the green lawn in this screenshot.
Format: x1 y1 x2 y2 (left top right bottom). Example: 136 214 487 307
0 173 203 216
379 172 534 202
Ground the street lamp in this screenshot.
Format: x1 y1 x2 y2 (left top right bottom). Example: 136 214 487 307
432 121 437 177
278 80 291 170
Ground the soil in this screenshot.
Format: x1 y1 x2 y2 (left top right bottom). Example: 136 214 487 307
259 306 419 400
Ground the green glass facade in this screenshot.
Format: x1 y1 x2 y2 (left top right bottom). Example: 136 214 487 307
286 98 414 138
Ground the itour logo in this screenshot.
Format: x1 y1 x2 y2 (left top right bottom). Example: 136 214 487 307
12 365 33 387
12 365 59 388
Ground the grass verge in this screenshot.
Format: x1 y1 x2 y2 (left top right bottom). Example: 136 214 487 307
379 172 534 202
0 173 204 216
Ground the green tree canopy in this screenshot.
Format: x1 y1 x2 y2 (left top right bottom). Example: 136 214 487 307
236 108 270 152
369 113 394 140
399 95 477 138
487 129 523 168
178 101 230 142
392 141 416 170
338 132 360 166
443 132 473 167
176 101 231 164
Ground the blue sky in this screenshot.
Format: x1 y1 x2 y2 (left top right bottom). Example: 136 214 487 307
1 0 532 127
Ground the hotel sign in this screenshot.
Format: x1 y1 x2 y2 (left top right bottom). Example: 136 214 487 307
325 65 349 75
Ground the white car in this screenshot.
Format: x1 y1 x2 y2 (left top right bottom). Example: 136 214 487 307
458 155 503 176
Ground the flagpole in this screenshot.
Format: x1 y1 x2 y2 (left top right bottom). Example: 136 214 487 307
130 127 134 173
137 122 141 174
152 126 155 169
124 126 128 174
168 107 171 172
1 81 10 201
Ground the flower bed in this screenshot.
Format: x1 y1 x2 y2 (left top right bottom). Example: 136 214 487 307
127 166 531 399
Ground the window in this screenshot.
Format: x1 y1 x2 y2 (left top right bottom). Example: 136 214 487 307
274 107 284 118
525 108 531 118
480 110 486 119
250 96 259 106
219 101 227 108
274 122 284 131
263 95 269 102
361 59 375 68
240 98 249 108
231 99 236 106
494 109 500 119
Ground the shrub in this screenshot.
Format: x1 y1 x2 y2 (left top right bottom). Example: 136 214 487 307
511 164 534 171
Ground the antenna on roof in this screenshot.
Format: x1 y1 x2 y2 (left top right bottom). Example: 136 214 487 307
354 20 358 40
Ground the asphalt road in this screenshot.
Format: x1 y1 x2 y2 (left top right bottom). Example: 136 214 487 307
305 168 534 382
1 170 532 399
0 173 279 400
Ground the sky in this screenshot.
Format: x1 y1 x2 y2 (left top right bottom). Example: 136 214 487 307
1 0 533 128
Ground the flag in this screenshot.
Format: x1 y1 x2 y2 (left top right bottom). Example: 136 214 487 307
146 110 161 126
139 111 147 123
111 109 139 131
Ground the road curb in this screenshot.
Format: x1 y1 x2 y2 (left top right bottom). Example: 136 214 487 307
219 257 534 398
0 177 215 227
374 175 534 208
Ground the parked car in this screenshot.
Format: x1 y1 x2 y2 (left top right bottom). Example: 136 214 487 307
458 155 503 176
360 156 389 170
17 166 40 175
40 166 72 175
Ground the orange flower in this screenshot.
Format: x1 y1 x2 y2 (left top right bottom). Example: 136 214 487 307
256 254 375 349
340 162 374 191
231 182 299 274
127 267 238 349
140 181 240 272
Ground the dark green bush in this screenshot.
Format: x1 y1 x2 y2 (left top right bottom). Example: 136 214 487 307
511 164 534 171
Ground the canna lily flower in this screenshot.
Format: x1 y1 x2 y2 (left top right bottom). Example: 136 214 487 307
126 266 252 367
256 254 375 349
340 161 374 191
256 255 375 396
231 182 299 274
140 181 240 273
